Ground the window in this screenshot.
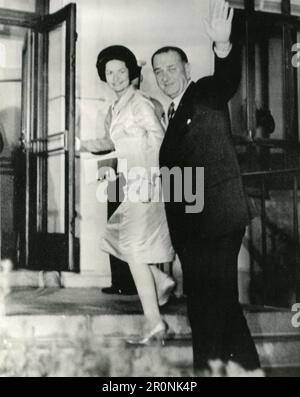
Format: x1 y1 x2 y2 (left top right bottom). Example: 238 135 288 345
0 0 36 13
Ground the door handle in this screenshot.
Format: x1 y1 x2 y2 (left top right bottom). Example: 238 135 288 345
20 130 27 153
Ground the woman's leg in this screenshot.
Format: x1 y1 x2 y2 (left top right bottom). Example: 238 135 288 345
128 262 162 329
150 265 175 287
150 265 176 306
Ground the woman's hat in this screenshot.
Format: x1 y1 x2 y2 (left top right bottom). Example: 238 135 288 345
96 45 141 82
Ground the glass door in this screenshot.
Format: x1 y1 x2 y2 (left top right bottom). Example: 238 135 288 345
21 4 77 271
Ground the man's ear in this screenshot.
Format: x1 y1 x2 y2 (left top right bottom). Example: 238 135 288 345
184 62 191 80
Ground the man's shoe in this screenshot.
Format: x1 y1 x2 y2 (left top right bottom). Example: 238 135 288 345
102 286 137 296
102 286 120 295
118 288 137 296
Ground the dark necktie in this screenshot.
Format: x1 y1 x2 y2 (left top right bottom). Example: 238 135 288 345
167 101 175 121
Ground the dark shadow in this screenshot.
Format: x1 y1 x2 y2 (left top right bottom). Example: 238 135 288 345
0 107 21 265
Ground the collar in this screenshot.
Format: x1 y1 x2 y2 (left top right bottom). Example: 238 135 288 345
172 79 192 111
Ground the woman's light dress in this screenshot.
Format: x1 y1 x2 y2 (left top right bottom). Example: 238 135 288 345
101 86 175 265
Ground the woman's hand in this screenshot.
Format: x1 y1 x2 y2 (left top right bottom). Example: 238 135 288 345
98 167 108 182
97 165 116 182
139 179 153 203
75 137 81 152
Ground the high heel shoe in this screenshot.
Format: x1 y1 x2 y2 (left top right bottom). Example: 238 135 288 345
126 320 173 346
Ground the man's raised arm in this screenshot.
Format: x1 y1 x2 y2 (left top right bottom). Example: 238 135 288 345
202 0 241 105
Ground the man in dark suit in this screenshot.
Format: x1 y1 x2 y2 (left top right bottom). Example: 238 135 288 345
152 0 259 372
100 107 137 296
103 171 137 295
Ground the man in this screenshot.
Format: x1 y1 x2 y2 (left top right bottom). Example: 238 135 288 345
100 106 137 296
104 172 137 295
152 0 260 371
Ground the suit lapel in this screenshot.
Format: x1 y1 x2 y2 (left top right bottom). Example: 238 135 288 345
166 81 196 137
160 82 197 165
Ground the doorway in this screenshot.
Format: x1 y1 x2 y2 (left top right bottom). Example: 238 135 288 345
0 3 77 272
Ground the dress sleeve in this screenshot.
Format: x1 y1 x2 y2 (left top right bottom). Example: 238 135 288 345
80 107 115 153
130 95 164 181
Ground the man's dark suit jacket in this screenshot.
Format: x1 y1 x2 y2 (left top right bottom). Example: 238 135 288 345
159 45 250 246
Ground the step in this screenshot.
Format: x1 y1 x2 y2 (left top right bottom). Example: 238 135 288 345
255 335 300 367
0 337 263 377
2 334 298 377
3 271 110 288
246 311 300 336
1 288 300 374
265 365 300 377
1 313 300 370
0 314 190 340
121 337 300 373
122 337 300 369
1 311 299 340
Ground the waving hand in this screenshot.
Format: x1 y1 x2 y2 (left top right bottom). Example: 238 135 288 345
204 0 234 45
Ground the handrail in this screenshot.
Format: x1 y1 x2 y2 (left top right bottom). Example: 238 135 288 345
233 135 300 149
242 167 300 177
241 165 300 304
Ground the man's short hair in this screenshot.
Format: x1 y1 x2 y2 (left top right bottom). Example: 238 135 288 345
151 46 189 67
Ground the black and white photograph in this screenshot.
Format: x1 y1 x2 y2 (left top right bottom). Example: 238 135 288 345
0 0 300 380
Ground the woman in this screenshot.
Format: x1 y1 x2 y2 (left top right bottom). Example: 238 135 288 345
94 45 175 343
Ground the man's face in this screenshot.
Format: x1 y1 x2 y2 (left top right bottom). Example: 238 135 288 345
152 51 191 99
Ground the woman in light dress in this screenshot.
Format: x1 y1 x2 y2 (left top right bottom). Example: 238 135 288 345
81 45 176 343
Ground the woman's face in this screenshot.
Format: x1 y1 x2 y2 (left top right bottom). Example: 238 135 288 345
105 60 130 97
